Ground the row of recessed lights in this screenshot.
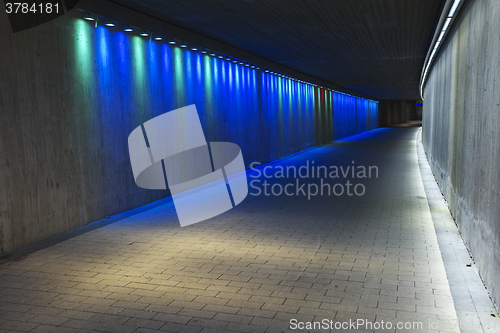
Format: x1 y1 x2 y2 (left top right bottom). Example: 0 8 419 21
83 13 264 69
80 11 376 102
420 0 462 99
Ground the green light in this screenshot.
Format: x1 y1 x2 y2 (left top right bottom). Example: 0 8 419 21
132 36 147 119
204 54 214 130
73 19 95 125
174 47 186 107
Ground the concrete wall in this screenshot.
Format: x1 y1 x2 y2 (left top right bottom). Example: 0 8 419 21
0 10 378 253
422 0 500 307
378 100 407 126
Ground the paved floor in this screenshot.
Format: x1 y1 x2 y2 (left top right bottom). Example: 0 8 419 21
0 127 498 333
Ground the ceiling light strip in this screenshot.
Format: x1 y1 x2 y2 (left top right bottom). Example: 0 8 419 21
420 0 462 99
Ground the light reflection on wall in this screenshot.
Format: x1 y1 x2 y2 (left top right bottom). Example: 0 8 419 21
74 19 94 117
74 18 378 168
173 47 185 108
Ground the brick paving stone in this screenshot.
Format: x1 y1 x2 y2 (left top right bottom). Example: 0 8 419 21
93 322 137 333
29 314 69 326
61 318 100 330
0 320 39 331
30 324 71 333
186 317 229 330
57 309 96 320
200 304 240 314
124 317 166 329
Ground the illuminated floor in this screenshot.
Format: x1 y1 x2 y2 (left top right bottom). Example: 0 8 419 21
0 127 497 333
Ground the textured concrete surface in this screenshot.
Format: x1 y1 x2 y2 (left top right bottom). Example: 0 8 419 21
422 0 500 309
1 127 489 333
378 101 408 127
418 128 500 333
0 9 377 254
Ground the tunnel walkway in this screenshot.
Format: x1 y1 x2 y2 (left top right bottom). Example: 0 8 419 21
0 127 497 333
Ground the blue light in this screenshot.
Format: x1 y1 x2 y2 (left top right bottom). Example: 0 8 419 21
124 26 133 32
140 31 149 37
180 43 187 48
104 21 115 27
191 47 198 51
72 18 378 164
154 36 162 41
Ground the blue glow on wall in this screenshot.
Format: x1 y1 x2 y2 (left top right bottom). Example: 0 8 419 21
75 18 378 169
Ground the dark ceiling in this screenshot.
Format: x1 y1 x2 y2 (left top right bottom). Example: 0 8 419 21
111 0 445 100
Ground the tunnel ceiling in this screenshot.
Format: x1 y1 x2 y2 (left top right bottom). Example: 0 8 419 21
111 0 445 100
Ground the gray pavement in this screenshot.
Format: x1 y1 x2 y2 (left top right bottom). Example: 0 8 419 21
0 127 498 333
